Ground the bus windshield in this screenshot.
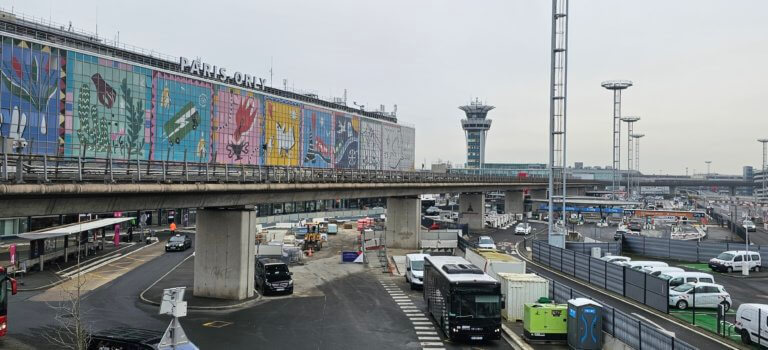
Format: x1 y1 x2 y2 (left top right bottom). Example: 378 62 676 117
450 294 500 319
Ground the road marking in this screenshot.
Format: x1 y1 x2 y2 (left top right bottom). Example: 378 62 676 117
410 317 429 321
418 336 441 341
414 326 434 330
412 321 433 325
202 321 233 328
420 342 444 346
416 331 438 335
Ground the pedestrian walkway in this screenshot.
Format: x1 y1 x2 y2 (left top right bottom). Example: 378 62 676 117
378 278 446 350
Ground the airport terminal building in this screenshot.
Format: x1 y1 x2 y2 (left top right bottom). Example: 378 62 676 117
0 11 415 170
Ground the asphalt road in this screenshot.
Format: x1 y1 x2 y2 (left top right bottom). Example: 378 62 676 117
5 234 469 350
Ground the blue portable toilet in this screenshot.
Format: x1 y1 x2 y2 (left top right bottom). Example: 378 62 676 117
567 298 603 349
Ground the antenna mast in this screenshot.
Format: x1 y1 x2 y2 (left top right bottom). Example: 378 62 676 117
548 0 569 247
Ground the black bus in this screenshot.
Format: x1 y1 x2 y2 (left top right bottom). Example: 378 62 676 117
423 255 503 341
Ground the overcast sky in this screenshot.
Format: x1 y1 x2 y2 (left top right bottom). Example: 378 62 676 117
8 0 767 175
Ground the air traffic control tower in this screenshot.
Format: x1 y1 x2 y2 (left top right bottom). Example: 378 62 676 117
460 98 494 169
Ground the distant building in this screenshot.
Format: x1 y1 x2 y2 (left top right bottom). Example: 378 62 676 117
459 99 494 169
574 162 584 169
744 166 754 180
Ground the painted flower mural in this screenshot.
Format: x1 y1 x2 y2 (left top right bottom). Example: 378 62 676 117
0 40 60 154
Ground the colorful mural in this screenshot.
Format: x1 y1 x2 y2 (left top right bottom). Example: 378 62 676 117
151 71 212 162
213 87 261 164
334 113 359 168
359 119 382 170
0 34 414 170
65 51 151 159
264 99 300 166
301 107 333 168
0 39 61 155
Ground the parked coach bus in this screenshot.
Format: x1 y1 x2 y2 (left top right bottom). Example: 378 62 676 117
423 255 502 341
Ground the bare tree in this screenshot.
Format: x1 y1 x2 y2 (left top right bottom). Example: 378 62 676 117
42 236 91 350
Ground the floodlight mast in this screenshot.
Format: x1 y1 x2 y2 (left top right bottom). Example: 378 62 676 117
601 80 632 200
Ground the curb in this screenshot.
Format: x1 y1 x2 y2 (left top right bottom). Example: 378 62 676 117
513 240 741 350
138 253 263 311
501 324 533 350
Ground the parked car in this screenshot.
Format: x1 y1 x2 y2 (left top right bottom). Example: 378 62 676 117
165 234 192 252
515 223 532 235
627 221 643 232
735 303 768 345
405 253 429 290
477 236 497 249
658 271 715 288
643 266 684 276
709 251 762 273
255 258 294 295
668 282 731 311
599 256 631 265
743 220 757 232
622 261 668 271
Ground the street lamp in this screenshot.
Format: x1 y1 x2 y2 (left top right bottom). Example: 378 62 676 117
758 139 768 204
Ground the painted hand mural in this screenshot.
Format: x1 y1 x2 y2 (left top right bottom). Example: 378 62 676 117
301 108 333 167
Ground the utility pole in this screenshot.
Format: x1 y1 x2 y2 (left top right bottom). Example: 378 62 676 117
602 80 633 200
622 117 640 198
548 0 569 247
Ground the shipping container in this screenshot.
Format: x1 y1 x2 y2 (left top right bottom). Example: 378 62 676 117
497 273 550 321
464 248 526 281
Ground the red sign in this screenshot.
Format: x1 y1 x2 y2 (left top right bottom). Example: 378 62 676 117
9 244 16 265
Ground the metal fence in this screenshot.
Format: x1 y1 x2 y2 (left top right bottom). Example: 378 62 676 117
565 241 621 256
532 240 669 313
0 154 601 185
545 277 697 350
623 235 768 263
253 208 386 225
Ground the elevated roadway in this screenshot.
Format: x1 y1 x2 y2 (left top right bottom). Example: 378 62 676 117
0 155 598 217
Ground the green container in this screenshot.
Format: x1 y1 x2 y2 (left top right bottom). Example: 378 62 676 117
523 303 568 342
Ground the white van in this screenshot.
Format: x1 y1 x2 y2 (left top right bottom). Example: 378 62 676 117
709 251 762 273
623 261 668 271
657 271 715 288
405 253 429 290
735 303 768 345
644 266 684 276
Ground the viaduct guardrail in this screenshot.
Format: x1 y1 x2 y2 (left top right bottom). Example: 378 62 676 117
0 154 599 186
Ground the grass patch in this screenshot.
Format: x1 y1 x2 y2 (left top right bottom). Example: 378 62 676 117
680 263 712 272
669 310 741 342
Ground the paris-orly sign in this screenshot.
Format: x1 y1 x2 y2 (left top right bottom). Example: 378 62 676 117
179 57 266 90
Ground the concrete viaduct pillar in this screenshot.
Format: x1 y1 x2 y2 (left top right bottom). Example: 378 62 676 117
504 190 524 215
385 196 421 249
194 207 256 300
459 193 485 231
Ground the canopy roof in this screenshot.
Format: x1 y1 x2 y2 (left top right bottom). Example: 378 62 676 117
18 217 133 240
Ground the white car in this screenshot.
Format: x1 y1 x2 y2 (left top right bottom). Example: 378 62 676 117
515 223 532 235
477 236 497 249
599 256 631 265
668 282 732 311
709 250 762 273
743 220 757 232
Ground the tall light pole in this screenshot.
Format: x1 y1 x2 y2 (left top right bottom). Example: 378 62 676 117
631 133 644 197
602 80 633 199
622 116 640 198
758 139 768 203
548 0 569 247
705 161 712 177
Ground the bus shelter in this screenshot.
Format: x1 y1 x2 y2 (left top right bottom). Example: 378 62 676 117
16 217 133 272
